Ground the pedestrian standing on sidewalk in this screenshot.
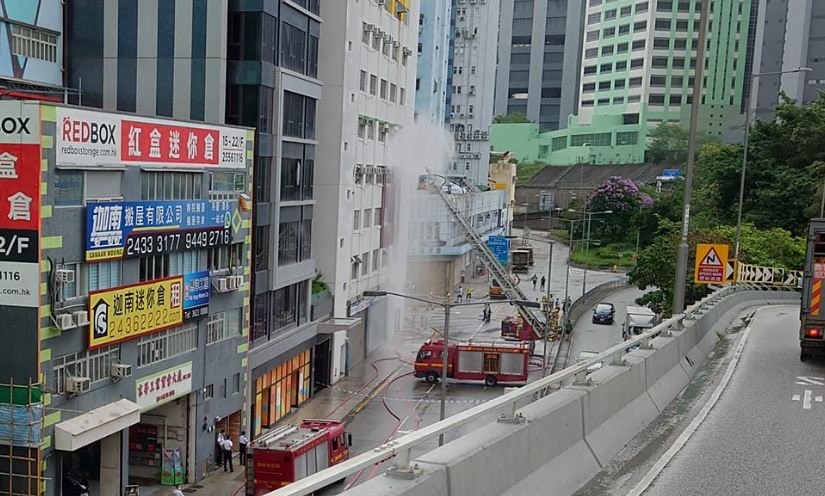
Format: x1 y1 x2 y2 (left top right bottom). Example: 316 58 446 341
531 274 538 290
173 486 184 496
239 431 249 466
457 285 464 302
216 430 225 467
467 286 473 300
222 436 234 472
540 276 546 291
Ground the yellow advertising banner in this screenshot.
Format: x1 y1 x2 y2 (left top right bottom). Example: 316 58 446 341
88 276 184 348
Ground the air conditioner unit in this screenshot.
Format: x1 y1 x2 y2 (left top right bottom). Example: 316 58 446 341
56 314 75 330
392 40 400 47
377 0 387 5
72 311 89 327
65 376 91 394
227 276 238 290
214 277 229 292
234 275 244 288
111 363 132 379
55 269 75 283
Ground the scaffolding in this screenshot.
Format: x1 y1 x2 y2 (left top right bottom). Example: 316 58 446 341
0 380 43 496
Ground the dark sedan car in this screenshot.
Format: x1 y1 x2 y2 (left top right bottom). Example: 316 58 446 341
592 302 616 325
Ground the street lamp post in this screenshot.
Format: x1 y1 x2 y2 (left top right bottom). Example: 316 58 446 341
672 0 711 314
542 241 554 377
362 291 540 446
568 209 613 296
733 66 812 265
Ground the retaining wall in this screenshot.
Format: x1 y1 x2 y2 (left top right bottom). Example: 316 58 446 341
344 290 800 496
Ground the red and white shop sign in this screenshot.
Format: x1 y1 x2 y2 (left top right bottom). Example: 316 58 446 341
0 102 41 231
56 107 247 169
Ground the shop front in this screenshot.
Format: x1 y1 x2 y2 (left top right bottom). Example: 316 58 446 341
54 399 141 496
251 349 312 437
128 362 194 491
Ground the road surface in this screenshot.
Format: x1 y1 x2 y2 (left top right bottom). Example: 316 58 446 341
640 305 825 495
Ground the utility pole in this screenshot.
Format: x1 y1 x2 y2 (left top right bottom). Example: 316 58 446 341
563 219 575 306
582 212 592 296
439 301 450 446
672 0 711 314
542 242 554 377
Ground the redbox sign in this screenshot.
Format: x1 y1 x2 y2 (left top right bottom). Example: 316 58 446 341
55 107 247 169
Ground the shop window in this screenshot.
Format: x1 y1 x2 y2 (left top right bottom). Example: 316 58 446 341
136 324 197 367
52 346 120 394
253 349 312 434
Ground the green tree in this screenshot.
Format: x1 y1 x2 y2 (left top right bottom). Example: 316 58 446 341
586 176 652 244
493 113 531 124
646 123 719 164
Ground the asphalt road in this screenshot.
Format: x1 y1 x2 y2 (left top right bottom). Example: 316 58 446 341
563 287 645 369
642 305 825 495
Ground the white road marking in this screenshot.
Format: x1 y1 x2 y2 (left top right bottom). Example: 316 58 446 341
625 306 766 496
803 389 813 410
792 394 801 402
795 376 825 386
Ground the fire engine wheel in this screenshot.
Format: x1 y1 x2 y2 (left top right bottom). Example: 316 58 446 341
425 371 440 383
484 375 498 387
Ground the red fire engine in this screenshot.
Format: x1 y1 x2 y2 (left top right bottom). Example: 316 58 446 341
413 340 530 387
500 315 540 341
246 419 350 495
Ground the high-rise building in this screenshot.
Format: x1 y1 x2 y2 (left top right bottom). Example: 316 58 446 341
314 0 417 374
494 0 586 131
748 0 824 122
448 0 500 185
415 0 452 125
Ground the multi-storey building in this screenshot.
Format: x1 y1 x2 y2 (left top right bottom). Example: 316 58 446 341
447 0 500 185
0 0 65 98
749 0 824 122
315 0 417 372
494 0 586 131
0 100 253 496
415 0 453 125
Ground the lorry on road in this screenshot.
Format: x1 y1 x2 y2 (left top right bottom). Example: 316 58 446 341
622 305 657 340
511 249 531 273
800 219 825 360
246 419 350 494
414 340 530 386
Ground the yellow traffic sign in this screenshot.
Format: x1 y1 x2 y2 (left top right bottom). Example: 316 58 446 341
694 243 729 284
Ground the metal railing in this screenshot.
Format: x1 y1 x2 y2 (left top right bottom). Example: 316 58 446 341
266 283 787 496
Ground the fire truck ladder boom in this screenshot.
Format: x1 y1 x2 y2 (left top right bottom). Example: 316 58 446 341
428 175 546 335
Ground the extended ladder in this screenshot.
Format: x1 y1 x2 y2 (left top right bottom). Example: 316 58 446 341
428 175 546 336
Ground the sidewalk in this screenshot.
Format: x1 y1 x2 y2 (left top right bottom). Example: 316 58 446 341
179 329 416 496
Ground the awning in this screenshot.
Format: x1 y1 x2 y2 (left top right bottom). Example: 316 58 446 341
55 399 140 451
319 318 362 334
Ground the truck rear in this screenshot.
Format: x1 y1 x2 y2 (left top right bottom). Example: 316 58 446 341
622 305 657 340
800 219 825 360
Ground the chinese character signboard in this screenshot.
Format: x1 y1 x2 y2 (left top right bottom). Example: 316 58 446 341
135 361 193 411
85 200 234 261
0 101 40 308
88 277 184 348
56 107 247 169
487 235 510 265
183 271 210 320
694 243 729 284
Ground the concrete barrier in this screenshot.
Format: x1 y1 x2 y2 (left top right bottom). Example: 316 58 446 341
340 289 799 496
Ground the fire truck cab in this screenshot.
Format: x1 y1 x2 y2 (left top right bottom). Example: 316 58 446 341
414 339 530 387
246 419 350 495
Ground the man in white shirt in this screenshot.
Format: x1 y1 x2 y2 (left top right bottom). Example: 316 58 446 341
222 436 234 472
216 430 225 467
172 486 184 496
239 431 249 466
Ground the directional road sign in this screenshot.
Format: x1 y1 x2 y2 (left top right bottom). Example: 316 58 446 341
694 243 729 284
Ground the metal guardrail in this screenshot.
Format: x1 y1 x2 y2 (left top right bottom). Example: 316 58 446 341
265 283 790 496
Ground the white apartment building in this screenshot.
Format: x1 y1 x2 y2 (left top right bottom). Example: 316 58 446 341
315 0 418 374
448 0 500 185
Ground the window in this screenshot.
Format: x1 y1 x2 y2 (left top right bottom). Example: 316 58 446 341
58 262 83 301
655 19 671 30
632 40 646 51
207 308 243 344
582 82 596 92
282 92 316 139
600 63 613 73
616 61 627 71
54 170 83 206
88 261 122 292
616 131 638 145
636 1 649 13
281 22 306 73
631 58 644 68
233 372 241 394
613 95 625 104
254 225 269 271
552 136 567 151
10 24 57 62
278 222 300 265
650 75 667 86
139 254 170 282
361 252 370 275
141 172 201 200
360 70 367 91
605 9 617 20
629 77 642 87
614 79 626 89
670 95 682 105
652 57 669 68
353 210 361 230
656 0 672 12
374 208 382 226
362 24 370 44
136 324 197 367
599 81 611 90
601 46 614 56
380 79 388 99
634 21 647 32
390 84 397 102
586 30 599 42
571 133 611 147
603 27 616 38
400 88 406 105
281 157 301 201
584 65 597 75
628 94 641 103
654 38 670 49
369 74 378 95
351 260 359 280
617 42 629 54
270 281 308 330
53 346 119 394
648 94 665 105
588 13 600 24
621 5 632 16
585 47 598 59
208 243 242 271
372 249 380 272
363 208 372 228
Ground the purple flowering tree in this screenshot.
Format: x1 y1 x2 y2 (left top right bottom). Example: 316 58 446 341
586 176 653 243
